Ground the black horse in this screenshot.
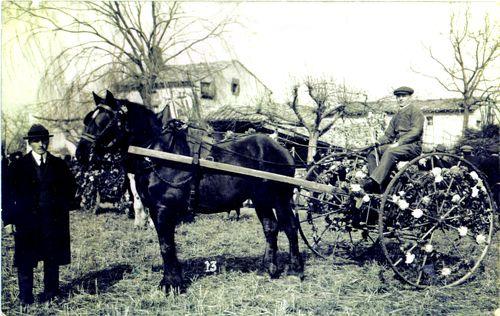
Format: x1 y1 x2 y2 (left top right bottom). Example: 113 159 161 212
76 91 303 292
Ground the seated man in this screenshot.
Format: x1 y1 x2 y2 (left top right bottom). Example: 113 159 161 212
363 86 425 193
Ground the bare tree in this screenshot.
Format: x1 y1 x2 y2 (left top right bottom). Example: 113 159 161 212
5 1 235 119
1 109 31 153
426 10 499 133
286 77 367 163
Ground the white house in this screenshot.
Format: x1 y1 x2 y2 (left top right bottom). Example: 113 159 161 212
117 60 272 120
326 99 496 149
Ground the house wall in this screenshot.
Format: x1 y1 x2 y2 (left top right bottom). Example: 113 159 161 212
422 110 482 147
198 61 271 113
122 61 271 120
325 109 483 150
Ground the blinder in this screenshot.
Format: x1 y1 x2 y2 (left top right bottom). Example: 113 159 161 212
81 103 128 148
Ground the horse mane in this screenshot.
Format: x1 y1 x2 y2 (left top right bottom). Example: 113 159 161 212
122 99 162 147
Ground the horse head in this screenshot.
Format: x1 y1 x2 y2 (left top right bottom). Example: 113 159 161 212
76 90 129 164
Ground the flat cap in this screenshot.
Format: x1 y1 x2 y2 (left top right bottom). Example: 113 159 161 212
393 86 414 96
460 145 474 153
23 124 53 140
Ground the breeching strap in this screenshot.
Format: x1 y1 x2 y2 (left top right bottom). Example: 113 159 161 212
187 139 203 213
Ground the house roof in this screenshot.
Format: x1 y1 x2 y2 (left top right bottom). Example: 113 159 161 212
345 99 481 116
205 105 268 123
117 60 271 93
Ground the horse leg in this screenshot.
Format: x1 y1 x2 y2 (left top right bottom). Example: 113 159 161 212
150 206 184 292
274 194 304 279
254 203 279 279
127 173 148 228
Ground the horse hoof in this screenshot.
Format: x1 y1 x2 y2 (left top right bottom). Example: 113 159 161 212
159 279 185 294
267 263 279 279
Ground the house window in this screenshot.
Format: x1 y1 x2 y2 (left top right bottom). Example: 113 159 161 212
426 116 433 126
200 81 215 99
231 78 240 96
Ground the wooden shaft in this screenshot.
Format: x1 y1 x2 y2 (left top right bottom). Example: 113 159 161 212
128 146 334 194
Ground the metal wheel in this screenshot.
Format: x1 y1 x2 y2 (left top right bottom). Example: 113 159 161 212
379 153 496 288
295 152 379 260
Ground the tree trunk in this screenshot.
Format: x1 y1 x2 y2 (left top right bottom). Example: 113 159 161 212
307 131 319 164
462 104 470 135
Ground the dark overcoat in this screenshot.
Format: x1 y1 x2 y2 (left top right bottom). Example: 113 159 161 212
3 152 75 267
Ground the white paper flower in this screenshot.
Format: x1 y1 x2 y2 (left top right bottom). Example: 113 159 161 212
450 165 460 173
431 167 442 177
398 190 406 197
392 194 400 203
476 234 487 244
452 194 461 203
471 186 479 198
412 208 424 219
398 199 410 210
405 252 415 264
424 244 433 253
350 184 362 192
362 165 368 173
362 194 371 203
355 170 366 179
422 196 431 205
470 171 480 181
441 267 451 276
418 158 427 166
434 175 444 183
458 226 468 237
397 161 409 170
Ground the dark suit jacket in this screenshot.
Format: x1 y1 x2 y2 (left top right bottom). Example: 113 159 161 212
3 152 75 267
378 104 425 145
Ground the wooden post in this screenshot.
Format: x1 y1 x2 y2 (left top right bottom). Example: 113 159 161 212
128 146 335 194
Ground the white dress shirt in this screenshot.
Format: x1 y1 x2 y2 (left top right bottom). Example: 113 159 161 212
31 151 47 166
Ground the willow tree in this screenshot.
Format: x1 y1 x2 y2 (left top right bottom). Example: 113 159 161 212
5 1 234 121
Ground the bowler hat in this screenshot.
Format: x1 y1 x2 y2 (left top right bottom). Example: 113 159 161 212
460 145 474 153
393 86 414 96
23 124 53 140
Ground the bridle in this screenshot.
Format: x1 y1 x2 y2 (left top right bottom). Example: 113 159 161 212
81 103 128 148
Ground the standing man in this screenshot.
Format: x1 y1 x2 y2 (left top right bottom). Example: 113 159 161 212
2 124 75 305
363 86 425 193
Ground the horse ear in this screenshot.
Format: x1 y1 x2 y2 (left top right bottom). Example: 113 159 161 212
93 92 103 105
105 90 116 106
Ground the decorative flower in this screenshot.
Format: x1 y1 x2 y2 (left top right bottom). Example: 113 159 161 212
418 158 427 166
451 194 461 203
392 194 400 203
412 208 424 219
431 167 442 177
441 267 451 276
421 196 431 205
398 199 409 210
362 165 368 173
405 252 415 264
457 226 468 237
397 161 409 170
424 244 433 253
476 234 487 244
470 171 480 181
362 194 371 203
471 186 479 198
434 175 443 183
350 184 362 192
398 190 405 197
355 170 366 179
450 165 460 174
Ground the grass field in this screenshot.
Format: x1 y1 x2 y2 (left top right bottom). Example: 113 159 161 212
2 208 498 315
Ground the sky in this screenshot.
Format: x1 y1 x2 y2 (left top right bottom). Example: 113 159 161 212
2 1 498 112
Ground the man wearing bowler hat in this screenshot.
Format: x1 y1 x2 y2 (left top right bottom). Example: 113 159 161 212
363 86 425 193
2 124 75 305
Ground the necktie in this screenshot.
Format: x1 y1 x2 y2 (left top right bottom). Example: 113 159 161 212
40 156 45 169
